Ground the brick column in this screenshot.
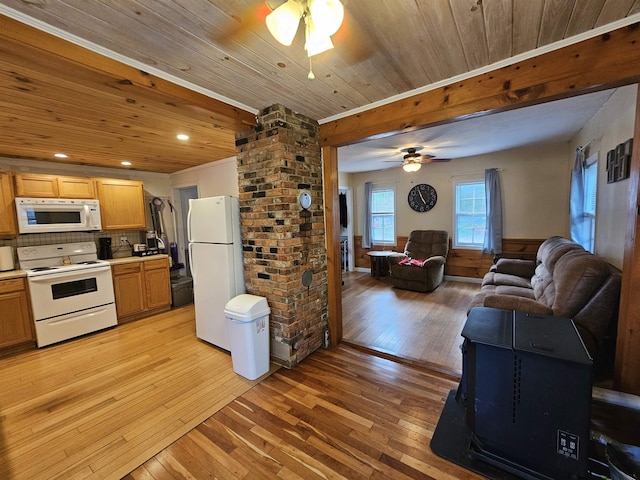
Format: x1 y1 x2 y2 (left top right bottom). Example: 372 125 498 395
235 104 328 367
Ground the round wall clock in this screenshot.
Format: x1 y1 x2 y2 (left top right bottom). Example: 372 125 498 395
408 184 437 212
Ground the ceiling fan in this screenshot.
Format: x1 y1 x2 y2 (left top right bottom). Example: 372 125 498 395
266 0 344 78
213 1 372 77
385 147 452 172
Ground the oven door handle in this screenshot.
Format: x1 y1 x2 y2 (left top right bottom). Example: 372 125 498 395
28 265 111 282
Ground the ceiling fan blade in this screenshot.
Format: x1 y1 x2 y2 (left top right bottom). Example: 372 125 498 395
331 9 374 64
419 157 452 163
210 2 271 46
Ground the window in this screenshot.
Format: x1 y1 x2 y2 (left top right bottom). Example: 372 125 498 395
583 158 598 253
371 187 395 245
454 180 486 248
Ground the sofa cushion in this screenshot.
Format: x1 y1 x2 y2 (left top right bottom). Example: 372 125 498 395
481 271 496 286
536 236 584 270
481 271 532 289
550 250 612 319
482 294 553 315
493 273 532 289
494 258 537 278
495 285 536 299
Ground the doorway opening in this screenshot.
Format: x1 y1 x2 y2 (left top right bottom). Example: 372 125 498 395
173 185 198 278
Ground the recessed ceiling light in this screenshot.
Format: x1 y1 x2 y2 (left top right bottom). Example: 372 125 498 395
176 134 189 141
54 153 68 158
121 161 132 166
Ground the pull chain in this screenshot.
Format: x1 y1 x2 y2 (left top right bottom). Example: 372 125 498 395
308 58 315 80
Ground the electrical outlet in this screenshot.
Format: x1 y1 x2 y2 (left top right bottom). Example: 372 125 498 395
120 236 128 244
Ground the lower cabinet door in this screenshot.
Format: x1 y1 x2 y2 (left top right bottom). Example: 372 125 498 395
0 289 34 349
113 272 145 318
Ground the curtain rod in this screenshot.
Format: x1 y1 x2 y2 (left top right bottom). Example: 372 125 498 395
579 136 602 151
450 168 504 178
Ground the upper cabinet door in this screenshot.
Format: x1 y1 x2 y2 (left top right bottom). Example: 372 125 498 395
0 173 18 237
14 174 96 199
14 173 59 198
57 176 96 199
95 178 146 230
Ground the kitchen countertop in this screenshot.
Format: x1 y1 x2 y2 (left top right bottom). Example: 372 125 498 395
0 269 27 280
0 255 169 279
107 254 169 265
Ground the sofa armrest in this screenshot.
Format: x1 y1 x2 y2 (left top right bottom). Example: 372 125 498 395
494 258 536 278
483 294 553 315
423 255 446 268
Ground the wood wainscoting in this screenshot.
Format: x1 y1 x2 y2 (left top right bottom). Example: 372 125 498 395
353 236 545 279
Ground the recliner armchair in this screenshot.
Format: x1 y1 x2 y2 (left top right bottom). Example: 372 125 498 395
387 230 449 292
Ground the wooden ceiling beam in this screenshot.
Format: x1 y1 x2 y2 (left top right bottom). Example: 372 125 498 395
0 15 257 132
322 22 640 396
320 24 640 147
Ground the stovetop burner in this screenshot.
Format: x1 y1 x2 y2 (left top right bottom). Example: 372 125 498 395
17 242 110 276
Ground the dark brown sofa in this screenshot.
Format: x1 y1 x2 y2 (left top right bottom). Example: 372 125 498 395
467 236 621 357
387 230 449 292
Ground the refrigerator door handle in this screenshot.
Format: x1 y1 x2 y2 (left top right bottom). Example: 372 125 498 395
187 204 193 243
188 242 197 283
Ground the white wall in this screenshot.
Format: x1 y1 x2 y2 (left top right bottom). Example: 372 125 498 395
348 143 570 245
570 85 637 269
169 156 239 197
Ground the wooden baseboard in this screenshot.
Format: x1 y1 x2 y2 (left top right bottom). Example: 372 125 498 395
353 236 545 279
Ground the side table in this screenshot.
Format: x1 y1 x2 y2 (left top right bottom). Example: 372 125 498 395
367 250 394 279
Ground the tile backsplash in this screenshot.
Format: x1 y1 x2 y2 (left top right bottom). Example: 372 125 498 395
0 230 146 266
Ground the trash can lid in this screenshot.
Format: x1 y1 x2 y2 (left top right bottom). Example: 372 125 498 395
224 294 270 321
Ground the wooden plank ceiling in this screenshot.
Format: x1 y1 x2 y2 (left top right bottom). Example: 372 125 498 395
0 0 639 173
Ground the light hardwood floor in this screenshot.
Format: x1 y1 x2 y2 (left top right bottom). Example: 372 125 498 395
126 344 480 479
0 305 277 480
341 272 481 376
0 303 483 479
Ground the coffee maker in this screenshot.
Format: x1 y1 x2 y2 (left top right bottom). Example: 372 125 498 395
98 237 113 260
146 231 165 253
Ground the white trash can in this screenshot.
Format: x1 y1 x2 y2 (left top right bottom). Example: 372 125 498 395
224 294 271 380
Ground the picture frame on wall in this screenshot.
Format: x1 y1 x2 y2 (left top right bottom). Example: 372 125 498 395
607 149 617 184
616 138 633 181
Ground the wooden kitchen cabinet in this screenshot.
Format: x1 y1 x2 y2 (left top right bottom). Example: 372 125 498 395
144 258 172 310
0 173 18 236
57 176 96 198
112 257 171 323
14 173 95 199
0 277 34 349
112 262 145 319
95 178 146 230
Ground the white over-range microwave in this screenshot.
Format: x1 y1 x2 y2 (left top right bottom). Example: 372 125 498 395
15 197 102 234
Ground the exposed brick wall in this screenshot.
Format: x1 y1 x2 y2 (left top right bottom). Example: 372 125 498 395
235 104 327 368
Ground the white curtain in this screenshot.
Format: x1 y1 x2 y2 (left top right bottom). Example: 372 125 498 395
482 168 503 254
362 182 373 248
570 147 589 248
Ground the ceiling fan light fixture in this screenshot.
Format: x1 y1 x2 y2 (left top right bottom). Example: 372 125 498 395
305 17 334 56
308 0 344 37
266 0 303 46
402 162 421 173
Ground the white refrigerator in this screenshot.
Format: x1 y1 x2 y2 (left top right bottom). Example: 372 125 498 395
188 195 245 350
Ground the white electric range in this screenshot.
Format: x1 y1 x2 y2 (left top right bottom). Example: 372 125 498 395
17 242 117 347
